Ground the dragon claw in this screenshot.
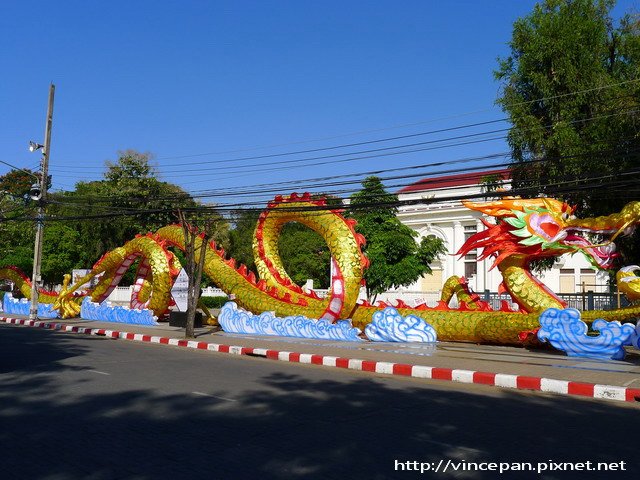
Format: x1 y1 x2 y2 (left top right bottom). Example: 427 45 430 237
617 265 640 303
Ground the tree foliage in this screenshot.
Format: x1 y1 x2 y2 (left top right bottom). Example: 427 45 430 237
0 169 39 198
51 150 217 274
0 178 38 285
495 0 640 265
0 150 228 290
226 210 333 289
41 223 83 284
226 209 260 275
278 223 331 288
349 177 447 300
226 195 343 290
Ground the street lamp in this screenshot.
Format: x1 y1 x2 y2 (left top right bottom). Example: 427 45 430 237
28 141 44 153
28 84 55 321
29 183 42 201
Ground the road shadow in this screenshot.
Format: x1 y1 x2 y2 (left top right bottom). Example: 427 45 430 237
0 323 91 374
1 324 639 479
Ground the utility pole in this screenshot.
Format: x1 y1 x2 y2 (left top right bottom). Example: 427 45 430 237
29 84 55 321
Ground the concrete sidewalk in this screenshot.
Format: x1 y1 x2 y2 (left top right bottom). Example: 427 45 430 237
2 313 640 404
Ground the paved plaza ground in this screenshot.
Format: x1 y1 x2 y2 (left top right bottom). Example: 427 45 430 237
2 321 639 479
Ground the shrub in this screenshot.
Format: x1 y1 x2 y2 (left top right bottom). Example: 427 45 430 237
200 296 229 309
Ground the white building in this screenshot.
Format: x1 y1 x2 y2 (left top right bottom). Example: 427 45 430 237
395 169 609 296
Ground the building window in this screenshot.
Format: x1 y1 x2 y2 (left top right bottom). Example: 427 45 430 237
465 261 477 278
559 268 575 293
421 268 443 292
463 225 477 278
579 268 596 293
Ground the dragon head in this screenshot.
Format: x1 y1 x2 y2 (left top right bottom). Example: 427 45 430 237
459 198 640 270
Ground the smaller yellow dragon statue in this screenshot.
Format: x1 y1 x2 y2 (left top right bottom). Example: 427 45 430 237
2 194 639 346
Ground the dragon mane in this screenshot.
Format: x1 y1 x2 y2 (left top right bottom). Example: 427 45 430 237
457 218 557 269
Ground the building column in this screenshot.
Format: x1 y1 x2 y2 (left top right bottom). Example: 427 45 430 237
452 221 464 277
475 219 486 292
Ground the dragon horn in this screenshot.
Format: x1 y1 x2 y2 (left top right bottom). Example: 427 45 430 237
567 201 640 233
462 197 567 217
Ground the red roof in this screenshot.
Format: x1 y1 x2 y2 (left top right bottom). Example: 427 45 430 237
398 168 512 193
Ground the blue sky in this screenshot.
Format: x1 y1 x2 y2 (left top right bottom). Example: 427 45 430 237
1 1 636 205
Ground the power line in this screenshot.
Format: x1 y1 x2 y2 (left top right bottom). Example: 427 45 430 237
49 123 510 174
113 119 512 168
64 78 640 167
46 105 639 195
54 120 507 170
0 160 40 181
22 165 639 223
31 87 640 208
45 139 640 208
48 82 640 174
49 151 515 204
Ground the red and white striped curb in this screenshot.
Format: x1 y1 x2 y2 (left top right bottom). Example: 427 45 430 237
3 316 640 404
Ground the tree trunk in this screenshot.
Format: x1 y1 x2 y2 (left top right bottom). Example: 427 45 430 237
177 209 212 339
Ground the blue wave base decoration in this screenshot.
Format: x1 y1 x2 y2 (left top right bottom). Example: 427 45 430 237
80 297 158 326
2 293 60 318
365 306 438 343
537 308 635 361
218 302 362 341
628 322 640 350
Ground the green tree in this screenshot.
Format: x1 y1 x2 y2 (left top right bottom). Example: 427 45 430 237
277 196 342 289
278 223 331 288
349 177 447 301
54 150 212 272
495 0 640 264
226 210 332 288
226 195 343 289
226 209 260 274
41 223 83 285
0 156 229 291
101 150 197 239
0 229 33 277
0 169 39 198
0 180 38 282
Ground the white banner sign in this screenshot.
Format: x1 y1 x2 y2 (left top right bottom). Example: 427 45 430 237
171 268 190 312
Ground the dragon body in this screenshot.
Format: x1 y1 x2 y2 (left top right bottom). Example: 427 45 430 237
3 193 640 346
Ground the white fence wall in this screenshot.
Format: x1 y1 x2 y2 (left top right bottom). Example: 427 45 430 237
58 282 616 311
106 286 134 303
105 285 459 307
104 285 228 303
202 287 227 297
108 285 457 304
311 288 460 308
98 282 531 312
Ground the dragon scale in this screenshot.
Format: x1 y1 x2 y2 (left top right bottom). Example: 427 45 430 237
3 194 639 346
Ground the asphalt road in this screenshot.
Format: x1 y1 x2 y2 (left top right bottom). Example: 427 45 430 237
1 323 639 480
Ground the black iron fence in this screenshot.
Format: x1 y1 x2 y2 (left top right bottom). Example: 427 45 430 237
483 291 629 311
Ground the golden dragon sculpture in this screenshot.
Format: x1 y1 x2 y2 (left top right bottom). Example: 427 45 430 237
2 193 639 346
